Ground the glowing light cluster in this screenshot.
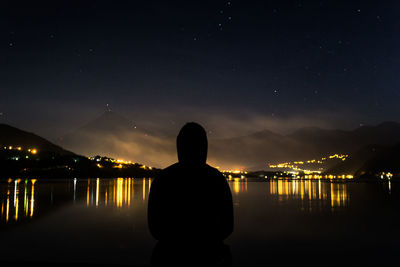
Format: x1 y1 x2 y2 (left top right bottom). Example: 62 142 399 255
270 173 353 180
222 170 247 174
268 153 349 174
328 154 348 161
3 146 38 154
379 172 393 179
305 174 353 179
88 156 152 170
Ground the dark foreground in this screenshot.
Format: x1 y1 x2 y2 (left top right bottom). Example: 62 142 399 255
0 178 399 266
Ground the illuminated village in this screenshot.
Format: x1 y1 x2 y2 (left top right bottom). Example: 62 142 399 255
263 153 355 179
2 145 397 181
0 145 157 179
88 155 153 170
2 145 38 159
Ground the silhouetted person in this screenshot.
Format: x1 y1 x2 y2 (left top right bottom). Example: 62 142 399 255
148 122 234 266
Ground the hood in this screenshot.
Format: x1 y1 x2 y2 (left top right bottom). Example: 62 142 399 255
176 122 208 166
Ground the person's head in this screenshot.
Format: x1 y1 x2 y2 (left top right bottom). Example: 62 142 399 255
177 122 208 166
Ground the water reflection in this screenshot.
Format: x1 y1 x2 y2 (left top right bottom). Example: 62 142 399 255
2 177 395 225
269 179 349 211
230 177 247 194
85 178 151 208
0 178 155 224
0 179 36 223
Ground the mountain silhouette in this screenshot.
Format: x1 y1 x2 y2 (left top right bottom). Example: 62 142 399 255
57 115 400 171
327 142 400 179
355 142 400 178
326 144 385 176
76 109 135 133
59 110 176 168
208 121 400 170
0 123 74 156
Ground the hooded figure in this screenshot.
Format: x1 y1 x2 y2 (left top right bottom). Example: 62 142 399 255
148 122 234 243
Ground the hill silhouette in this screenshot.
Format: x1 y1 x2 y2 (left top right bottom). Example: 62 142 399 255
208 121 400 170
0 123 74 156
56 110 400 171
326 144 386 176
59 110 175 168
355 143 400 178
0 123 159 178
327 141 400 179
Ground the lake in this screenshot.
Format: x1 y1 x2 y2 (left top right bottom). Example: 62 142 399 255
1 177 399 266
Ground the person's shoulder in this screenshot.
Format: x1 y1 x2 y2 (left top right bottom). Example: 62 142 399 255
151 163 180 187
163 162 180 171
205 164 225 178
205 165 230 189
205 164 220 172
158 163 180 177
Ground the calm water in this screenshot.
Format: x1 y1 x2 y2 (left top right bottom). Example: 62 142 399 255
1 178 399 266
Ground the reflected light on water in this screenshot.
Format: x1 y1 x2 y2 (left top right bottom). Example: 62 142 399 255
128 178 131 207
142 178 146 201
96 178 100 207
73 178 77 202
84 178 151 208
233 178 240 194
232 178 247 194
13 179 19 221
30 179 36 217
269 179 349 210
330 183 348 209
6 189 10 222
24 180 28 217
1 177 356 224
0 179 36 223
87 180 90 206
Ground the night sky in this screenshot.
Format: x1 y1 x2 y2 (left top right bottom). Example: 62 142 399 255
1 0 399 139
